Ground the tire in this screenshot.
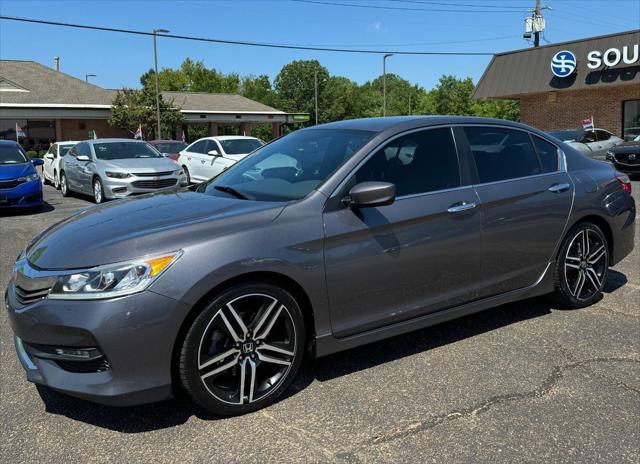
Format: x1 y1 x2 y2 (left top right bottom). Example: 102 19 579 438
183 166 191 184
60 171 70 197
179 283 306 416
93 177 105 204
553 222 609 308
54 171 60 190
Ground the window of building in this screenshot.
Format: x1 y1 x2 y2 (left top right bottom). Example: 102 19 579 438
0 119 55 152
464 127 541 183
354 127 460 197
622 100 640 141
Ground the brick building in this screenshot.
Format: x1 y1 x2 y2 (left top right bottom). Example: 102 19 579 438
473 30 639 141
0 60 307 150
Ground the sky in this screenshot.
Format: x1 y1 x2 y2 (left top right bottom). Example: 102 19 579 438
0 0 638 91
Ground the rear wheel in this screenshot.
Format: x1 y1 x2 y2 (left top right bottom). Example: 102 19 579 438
60 172 70 197
179 283 305 416
553 222 609 308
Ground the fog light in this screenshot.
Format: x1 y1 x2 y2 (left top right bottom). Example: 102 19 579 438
54 348 96 359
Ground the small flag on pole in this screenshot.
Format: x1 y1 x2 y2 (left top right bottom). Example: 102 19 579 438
15 123 26 140
581 116 594 130
134 125 143 140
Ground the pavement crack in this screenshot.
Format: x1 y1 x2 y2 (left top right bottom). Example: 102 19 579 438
366 357 640 446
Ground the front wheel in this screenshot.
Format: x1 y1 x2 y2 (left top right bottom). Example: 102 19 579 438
553 222 609 308
179 283 305 416
54 171 60 190
93 177 105 203
60 172 70 197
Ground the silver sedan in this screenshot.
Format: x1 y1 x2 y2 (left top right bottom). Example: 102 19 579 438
59 139 188 203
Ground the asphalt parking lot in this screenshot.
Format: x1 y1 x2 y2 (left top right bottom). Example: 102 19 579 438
1 182 638 463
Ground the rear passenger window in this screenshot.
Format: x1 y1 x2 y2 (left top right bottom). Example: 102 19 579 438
463 127 541 183
355 127 460 197
189 140 207 153
532 136 559 173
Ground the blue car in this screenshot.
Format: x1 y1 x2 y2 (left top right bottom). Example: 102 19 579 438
0 140 44 210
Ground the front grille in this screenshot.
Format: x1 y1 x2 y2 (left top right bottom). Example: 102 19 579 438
0 179 23 189
14 284 51 305
614 153 640 165
55 358 111 373
132 179 177 189
135 171 174 177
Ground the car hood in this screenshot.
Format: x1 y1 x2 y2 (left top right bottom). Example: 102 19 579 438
0 163 33 180
26 190 285 270
97 157 178 172
611 141 640 153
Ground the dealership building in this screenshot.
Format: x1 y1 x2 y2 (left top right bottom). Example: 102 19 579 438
474 30 639 140
0 60 307 150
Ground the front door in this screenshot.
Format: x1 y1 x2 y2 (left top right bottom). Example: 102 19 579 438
323 127 482 337
43 144 56 181
461 126 574 298
182 140 209 182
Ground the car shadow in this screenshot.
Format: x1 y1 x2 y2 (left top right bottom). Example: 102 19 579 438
36 271 629 432
0 202 55 216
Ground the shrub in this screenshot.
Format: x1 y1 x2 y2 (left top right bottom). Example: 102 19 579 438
26 150 38 159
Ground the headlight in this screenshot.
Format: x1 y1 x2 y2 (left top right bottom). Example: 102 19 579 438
18 173 40 182
105 171 131 179
48 251 182 300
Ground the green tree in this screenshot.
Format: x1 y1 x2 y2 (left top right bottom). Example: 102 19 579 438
240 74 276 107
108 88 184 139
430 75 475 116
274 60 329 124
141 58 241 94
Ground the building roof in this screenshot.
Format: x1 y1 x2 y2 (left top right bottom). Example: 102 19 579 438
0 60 113 106
161 91 285 114
473 29 640 100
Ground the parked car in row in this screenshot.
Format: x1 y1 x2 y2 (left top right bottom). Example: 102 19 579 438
59 139 188 203
547 128 623 159
6 117 635 416
179 136 264 183
0 140 43 210
147 140 187 162
606 134 640 177
42 141 80 189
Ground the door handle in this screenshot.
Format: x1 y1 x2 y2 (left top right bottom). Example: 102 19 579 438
447 201 476 213
201 159 206 164
548 183 570 193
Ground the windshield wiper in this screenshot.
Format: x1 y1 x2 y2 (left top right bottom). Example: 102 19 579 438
214 185 249 200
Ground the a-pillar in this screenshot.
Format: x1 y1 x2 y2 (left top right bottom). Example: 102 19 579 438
271 122 281 139
240 122 252 136
209 122 219 136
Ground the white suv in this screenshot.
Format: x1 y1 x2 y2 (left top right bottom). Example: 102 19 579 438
178 136 264 183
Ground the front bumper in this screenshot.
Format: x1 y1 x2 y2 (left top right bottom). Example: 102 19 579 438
102 174 188 199
5 283 192 406
606 154 640 175
0 179 43 208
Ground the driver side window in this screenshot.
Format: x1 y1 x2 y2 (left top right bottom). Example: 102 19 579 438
205 140 220 155
189 140 207 154
582 131 596 143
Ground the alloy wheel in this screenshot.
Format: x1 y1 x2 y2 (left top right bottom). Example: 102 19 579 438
54 172 60 189
197 293 297 405
60 173 68 196
93 179 103 203
564 228 607 301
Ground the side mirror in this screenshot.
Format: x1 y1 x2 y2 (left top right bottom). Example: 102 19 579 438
31 158 44 166
208 150 220 156
77 155 90 161
345 181 395 208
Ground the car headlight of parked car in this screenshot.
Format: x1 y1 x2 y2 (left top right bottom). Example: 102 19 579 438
48 251 182 300
105 171 132 179
18 173 40 183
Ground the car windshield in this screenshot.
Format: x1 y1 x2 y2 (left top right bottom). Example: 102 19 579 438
59 145 74 156
154 142 187 153
0 145 28 164
201 129 374 202
93 142 163 160
219 138 264 155
548 130 583 142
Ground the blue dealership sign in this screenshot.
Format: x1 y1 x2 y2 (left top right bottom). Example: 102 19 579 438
550 50 577 78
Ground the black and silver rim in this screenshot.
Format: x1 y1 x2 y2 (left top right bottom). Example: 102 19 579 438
54 172 60 189
60 174 67 195
197 293 297 405
94 180 103 203
564 229 607 301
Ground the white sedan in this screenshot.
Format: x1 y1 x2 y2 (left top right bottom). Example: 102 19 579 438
547 129 623 160
178 136 264 183
43 141 80 189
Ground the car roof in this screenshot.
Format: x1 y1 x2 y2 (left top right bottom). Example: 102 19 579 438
0 140 20 146
86 138 148 144
148 139 185 143
57 141 80 145
197 136 260 141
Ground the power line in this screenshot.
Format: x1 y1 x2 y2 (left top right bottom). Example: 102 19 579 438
290 0 528 13
0 16 495 56
274 34 521 48
390 0 529 9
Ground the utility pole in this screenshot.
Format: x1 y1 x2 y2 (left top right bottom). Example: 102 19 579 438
153 28 169 139
383 53 393 117
314 70 319 125
534 0 541 47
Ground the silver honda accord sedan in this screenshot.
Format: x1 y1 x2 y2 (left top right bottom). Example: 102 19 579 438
6 117 636 416
59 139 187 203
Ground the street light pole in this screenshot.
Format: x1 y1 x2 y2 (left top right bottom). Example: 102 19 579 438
314 70 319 125
85 74 96 83
383 53 393 117
153 28 169 139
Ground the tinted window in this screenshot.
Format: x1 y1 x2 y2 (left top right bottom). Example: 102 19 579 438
464 127 541 183
532 136 558 173
75 143 90 158
0 144 28 164
203 129 374 201
548 130 582 142
355 128 460 196
219 138 264 155
92 142 162 160
59 145 73 157
204 140 220 155
582 130 596 143
189 140 208 154
154 142 187 153
595 130 611 141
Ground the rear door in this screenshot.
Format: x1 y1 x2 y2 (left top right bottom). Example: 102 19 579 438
323 126 483 337
460 126 573 298
43 144 56 180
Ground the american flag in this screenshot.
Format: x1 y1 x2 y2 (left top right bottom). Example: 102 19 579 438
582 116 594 130
15 123 26 139
134 125 143 140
